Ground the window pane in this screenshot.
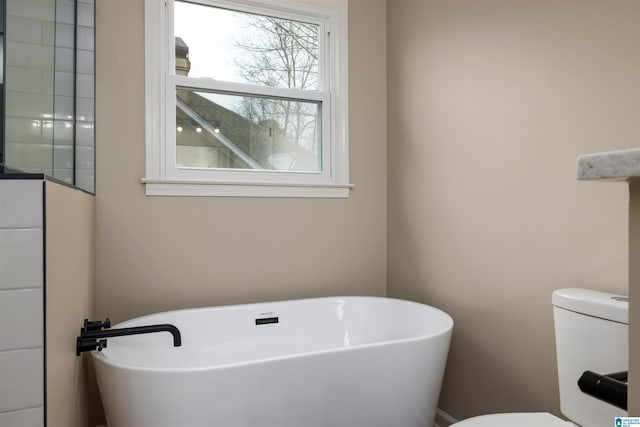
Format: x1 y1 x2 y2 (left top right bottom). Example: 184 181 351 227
174 1 320 90
176 89 322 172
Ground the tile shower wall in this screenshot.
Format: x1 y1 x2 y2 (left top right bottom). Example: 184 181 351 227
53 0 76 185
5 0 96 194
53 0 96 193
75 0 96 193
4 0 56 175
0 179 45 425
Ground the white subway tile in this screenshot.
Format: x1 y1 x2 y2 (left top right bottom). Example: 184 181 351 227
42 70 54 96
77 26 94 51
55 0 74 25
75 122 94 147
76 50 94 75
0 181 43 229
7 0 55 22
54 47 74 73
77 2 94 28
0 229 43 290
53 144 73 169
54 23 74 49
76 145 94 170
4 143 54 171
76 74 94 99
5 41 54 70
6 17 42 44
54 95 73 120
42 21 55 47
0 349 43 412
5 91 53 119
53 120 74 144
0 407 44 427
5 67 45 95
75 170 95 194
5 66 53 95
76 97 94 122
5 117 53 145
54 71 74 97
0 290 43 350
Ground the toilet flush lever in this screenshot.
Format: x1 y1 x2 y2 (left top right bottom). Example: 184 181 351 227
578 370 627 410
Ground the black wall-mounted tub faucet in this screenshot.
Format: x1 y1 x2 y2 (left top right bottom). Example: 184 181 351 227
76 318 182 356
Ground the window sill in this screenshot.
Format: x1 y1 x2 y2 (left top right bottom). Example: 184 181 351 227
142 178 353 198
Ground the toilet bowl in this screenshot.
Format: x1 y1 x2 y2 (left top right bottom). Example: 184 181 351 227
450 289 628 427
451 412 573 426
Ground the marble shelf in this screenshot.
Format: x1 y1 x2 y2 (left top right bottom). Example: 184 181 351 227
577 148 640 181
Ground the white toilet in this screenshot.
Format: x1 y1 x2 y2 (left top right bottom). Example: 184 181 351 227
452 288 629 427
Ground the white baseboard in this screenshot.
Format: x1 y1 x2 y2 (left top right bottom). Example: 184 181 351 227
435 408 458 427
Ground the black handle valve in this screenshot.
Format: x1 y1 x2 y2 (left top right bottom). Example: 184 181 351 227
81 318 111 334
76 337 108 355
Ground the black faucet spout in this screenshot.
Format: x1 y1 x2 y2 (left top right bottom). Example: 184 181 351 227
82 324 182 346
76 321 182 355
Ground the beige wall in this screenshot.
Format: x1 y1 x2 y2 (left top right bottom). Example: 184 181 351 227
94 0 640 420
95 0 386 322
387 0 637 420
45 181 95 427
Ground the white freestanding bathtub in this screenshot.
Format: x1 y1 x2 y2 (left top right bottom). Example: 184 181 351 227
92 296 453 427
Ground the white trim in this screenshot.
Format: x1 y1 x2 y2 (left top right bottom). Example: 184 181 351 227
190 0 334 23
143 179 353 198
328 0 349 186
143 0 350 198
144 0 168 181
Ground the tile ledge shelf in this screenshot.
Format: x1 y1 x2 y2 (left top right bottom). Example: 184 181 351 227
577 148 640 181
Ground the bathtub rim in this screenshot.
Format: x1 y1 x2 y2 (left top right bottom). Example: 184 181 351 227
91 295 454 374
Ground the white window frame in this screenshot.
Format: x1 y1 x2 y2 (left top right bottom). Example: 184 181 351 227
143 0 351 197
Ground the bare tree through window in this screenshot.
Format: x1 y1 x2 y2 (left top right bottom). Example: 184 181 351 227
233 15 321 155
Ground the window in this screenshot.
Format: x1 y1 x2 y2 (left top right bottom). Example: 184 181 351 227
143 0 350 197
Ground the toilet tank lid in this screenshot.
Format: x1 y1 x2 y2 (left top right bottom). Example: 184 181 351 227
552 288 628 325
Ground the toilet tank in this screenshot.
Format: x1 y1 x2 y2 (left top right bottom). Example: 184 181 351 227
553 288 628 427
